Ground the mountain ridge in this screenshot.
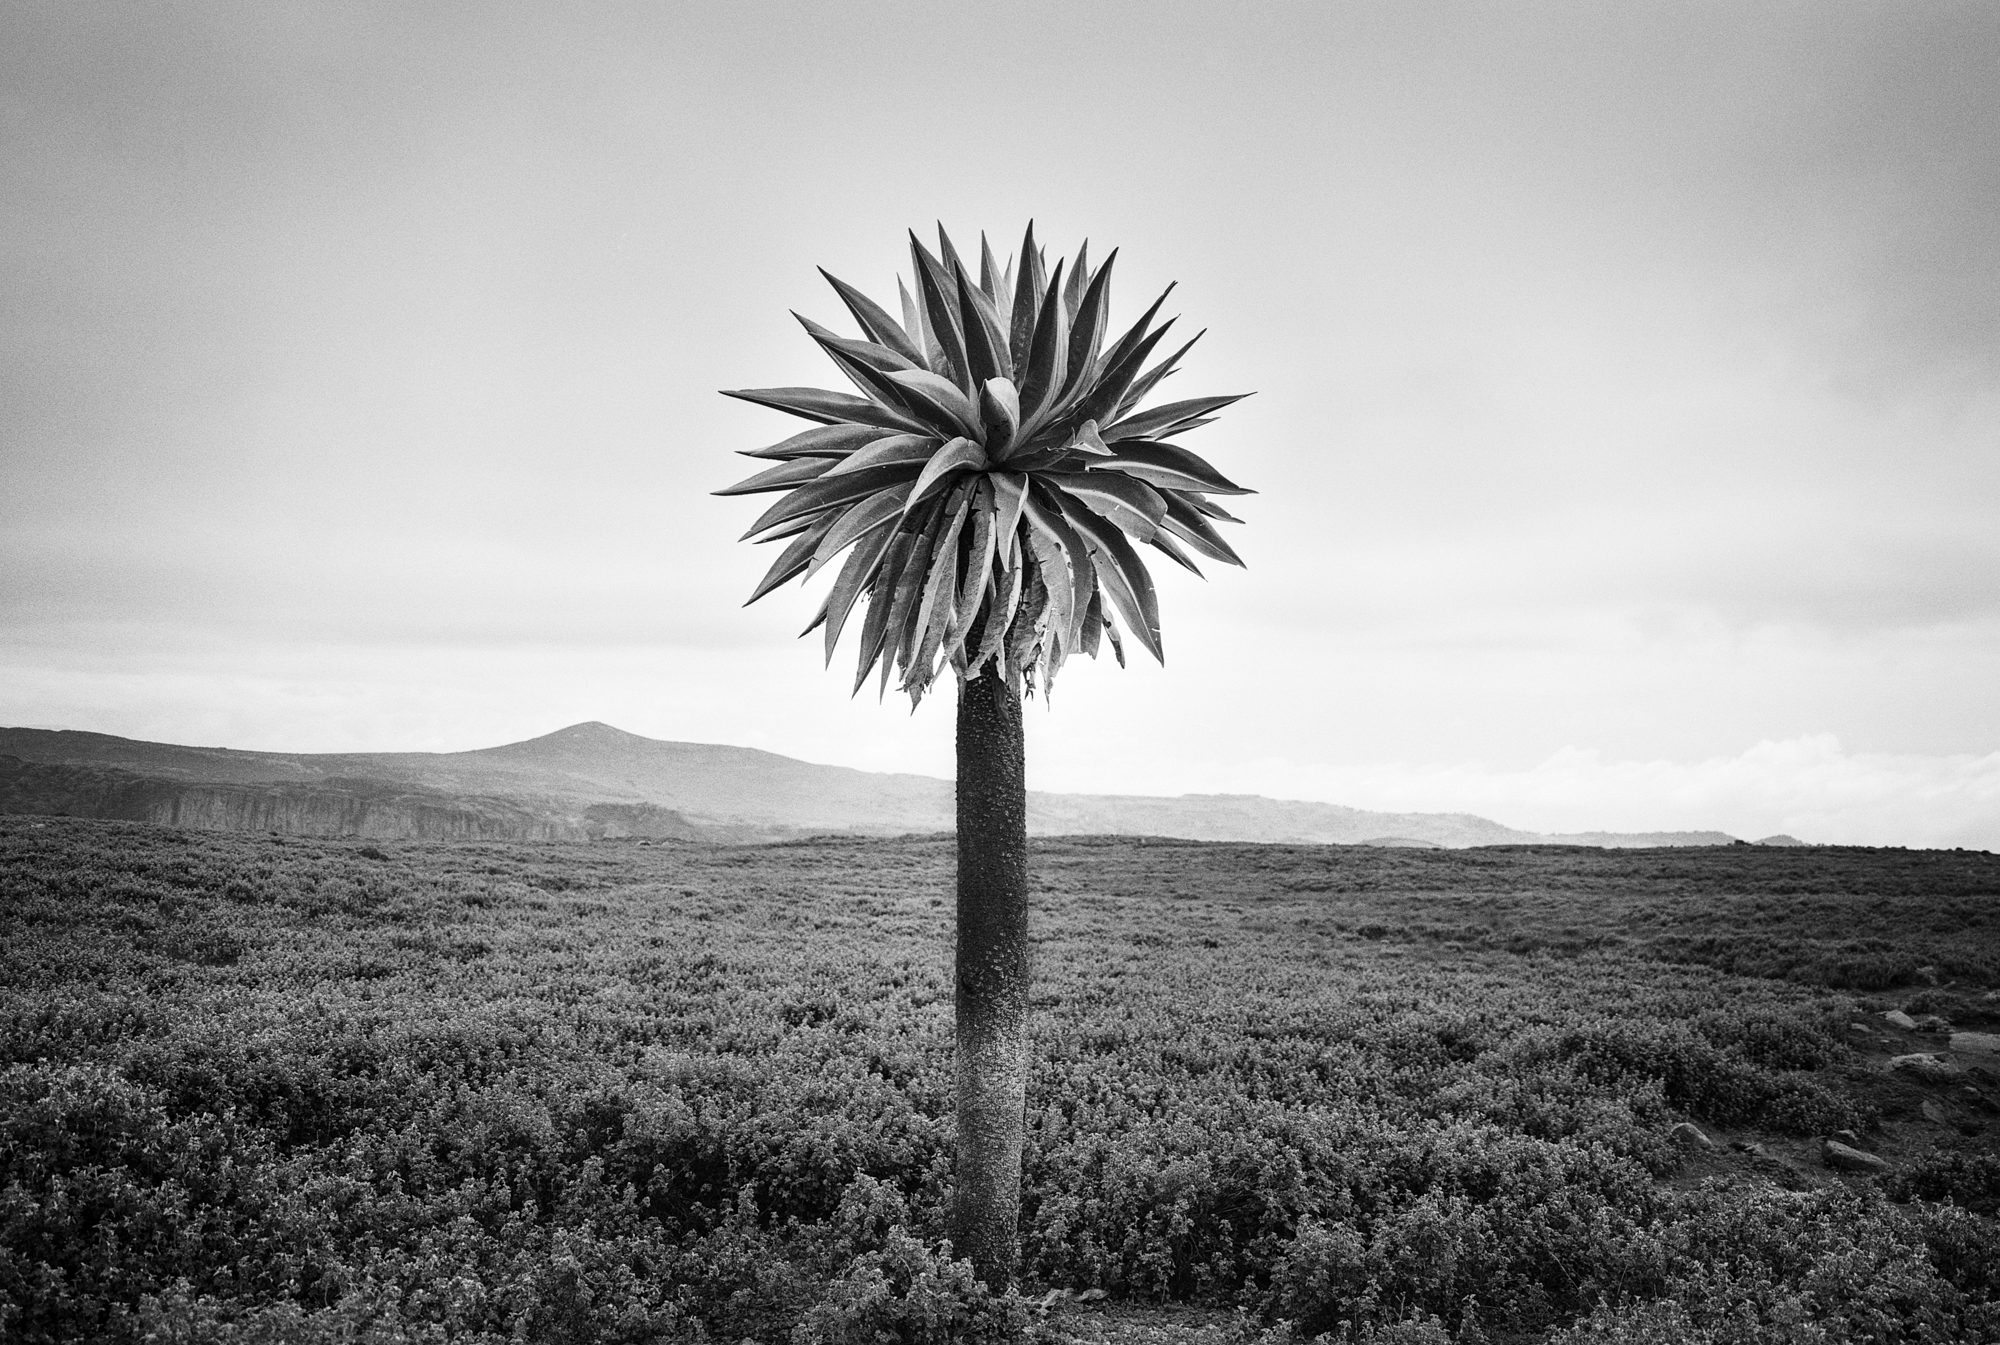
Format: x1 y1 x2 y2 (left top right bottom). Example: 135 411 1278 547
0 721 1758 848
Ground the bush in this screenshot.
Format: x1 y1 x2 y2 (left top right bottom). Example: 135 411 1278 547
1886 1150 2000 1217
793 1225 1026 1345
1541 1021 1860 1135
1265 1129 1667 1337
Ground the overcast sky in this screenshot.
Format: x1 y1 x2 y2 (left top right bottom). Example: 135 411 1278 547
4 2 1997 847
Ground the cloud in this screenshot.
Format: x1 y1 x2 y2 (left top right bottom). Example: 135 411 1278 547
1775 7 2000 393
1239 737 2000 851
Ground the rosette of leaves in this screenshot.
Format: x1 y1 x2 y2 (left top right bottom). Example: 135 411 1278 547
717 224 1250 704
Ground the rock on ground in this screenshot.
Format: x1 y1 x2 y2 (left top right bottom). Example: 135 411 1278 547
1823 1139 1890 1173
1889 1053 1965 1083
1669 1121 1714 1151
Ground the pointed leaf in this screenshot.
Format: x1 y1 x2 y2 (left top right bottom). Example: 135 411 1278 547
1016 258 1069 423
1102 392 1246 442
1043 469 1168 541
1021 485 1094 641
823 432 941 478
882 513 943 686
898 277 941 372
795 313 917 372
714 455 835 497
1005 556 1050 675
907 554 959 694
1090 284 1175 397
1062 495 1163 663
902 483 971 684
722 386 924 433
794 314 930 411
973 549 1024 674
820 517 899 663
954 476 998 635
1079 585 1103 659
1115 330 1202 417
978 233 1007 310
1096 439 1252 495
745 511 838 605
738 462 923 541
1073 319 1170 427
955 266 1008 387
753 513 819 543
1056 248 1117 410
853 532 916 695
1064 240 1091 317
1147 530 1204 576
1019 507 1074 649
1161 491 1245 567
806 487 906 578
910 232 970 389
740 422 898 461
819 269 925 366
1010 225 1046 370
936 224 970 289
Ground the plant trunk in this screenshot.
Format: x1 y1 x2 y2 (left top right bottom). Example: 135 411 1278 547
951 665 1030 1288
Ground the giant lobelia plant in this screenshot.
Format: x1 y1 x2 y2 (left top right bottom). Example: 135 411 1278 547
716 223 1250 1285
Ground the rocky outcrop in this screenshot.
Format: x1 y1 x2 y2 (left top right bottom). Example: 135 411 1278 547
152 779 572 841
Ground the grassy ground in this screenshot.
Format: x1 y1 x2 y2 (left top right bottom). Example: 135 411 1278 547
3 818 1997 1343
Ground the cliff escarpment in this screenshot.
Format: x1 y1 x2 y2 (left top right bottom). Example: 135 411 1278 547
0 756 575 841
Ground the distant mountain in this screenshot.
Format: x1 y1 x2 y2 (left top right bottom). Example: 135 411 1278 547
1024 791 1532 847
1542 829 1743 848
0 724 935 843
0 722 1763 849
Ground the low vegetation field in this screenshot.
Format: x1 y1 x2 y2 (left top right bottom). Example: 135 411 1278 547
3 818 1998 1343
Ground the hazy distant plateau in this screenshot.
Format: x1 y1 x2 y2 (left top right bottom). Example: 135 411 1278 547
0 721 1791 848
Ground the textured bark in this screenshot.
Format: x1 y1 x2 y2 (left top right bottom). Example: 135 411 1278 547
951 667 1030 1287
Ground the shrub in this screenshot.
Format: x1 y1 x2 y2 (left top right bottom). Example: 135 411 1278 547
1886 1150 2000 1217
792 1226 1027 1345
